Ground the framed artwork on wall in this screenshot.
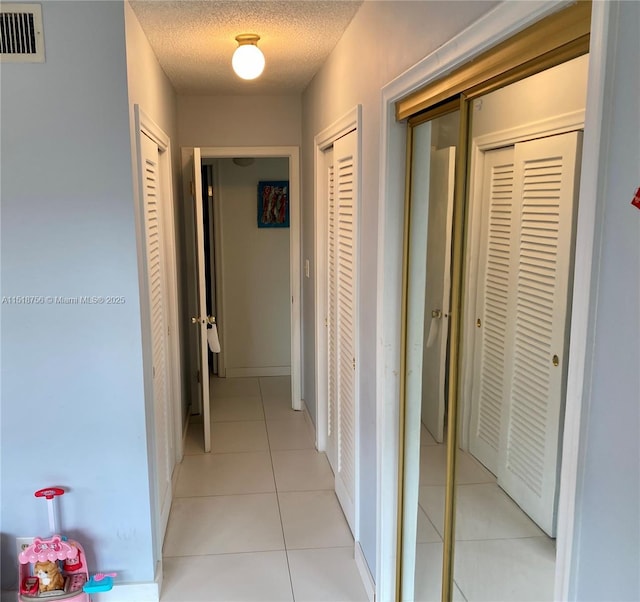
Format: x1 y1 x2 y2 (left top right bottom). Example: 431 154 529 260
258 180 289 228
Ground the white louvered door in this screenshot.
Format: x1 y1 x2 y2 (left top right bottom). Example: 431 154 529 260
498 131 582 536
331 130 357 534
140 132 173 543
326 155 337 472
470 132 581 536
469 147 516 473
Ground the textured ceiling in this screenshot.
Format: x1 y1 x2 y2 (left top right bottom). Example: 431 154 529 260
129 0 364 95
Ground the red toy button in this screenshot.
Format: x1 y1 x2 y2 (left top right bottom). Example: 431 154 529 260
632 187 640 210
35 487 65 500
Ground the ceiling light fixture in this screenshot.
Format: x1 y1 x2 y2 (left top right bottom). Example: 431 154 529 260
232 34 265 80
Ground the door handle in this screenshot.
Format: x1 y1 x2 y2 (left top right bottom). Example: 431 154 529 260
426 309 442 348
191 316 216 325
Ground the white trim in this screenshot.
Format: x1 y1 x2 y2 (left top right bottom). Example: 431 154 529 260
314 106 360 455
197 146 302 411
355 541 376 602
555 2 612 599
376 2 608 601
226 366 291 378
316 106 360 150
89 581 160 601
474 109 586 150
211 161 226 377
301 402 316 438
353 111 363 542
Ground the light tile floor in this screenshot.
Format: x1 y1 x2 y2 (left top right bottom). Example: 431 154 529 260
412 424 556 601
161 376 368 602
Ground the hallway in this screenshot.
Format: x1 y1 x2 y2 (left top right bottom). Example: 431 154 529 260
160 376 368 601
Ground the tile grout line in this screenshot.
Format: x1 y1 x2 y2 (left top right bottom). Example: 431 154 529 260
260 377 298 602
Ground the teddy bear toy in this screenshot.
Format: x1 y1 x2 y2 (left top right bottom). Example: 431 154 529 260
33 561 65 592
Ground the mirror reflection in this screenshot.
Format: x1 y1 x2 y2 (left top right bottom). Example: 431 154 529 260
402 108 459 601
402 54 589 602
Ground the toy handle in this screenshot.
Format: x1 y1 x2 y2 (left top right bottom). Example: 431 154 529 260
35 487 65 500
35 488 65 534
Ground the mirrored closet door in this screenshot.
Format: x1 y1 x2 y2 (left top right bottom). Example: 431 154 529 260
397 2 591 600
401 106 460 602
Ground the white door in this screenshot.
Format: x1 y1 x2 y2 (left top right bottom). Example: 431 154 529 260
469 132 582 535
498 131 582 536
469 146 516 473
191 148 212 453
139 132 174 542
331 130 358 534
421 146 456 443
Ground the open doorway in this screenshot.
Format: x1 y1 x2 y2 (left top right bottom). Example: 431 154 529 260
182 146 302 453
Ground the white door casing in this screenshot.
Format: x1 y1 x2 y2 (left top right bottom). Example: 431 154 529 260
135 105 184 556
421 146 456 443
326 151 337 471
140 131 173 545
192 148 212 453
186 146 302 412
332 129 358 535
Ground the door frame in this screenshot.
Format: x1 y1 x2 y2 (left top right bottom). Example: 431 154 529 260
197 146 302 410
376 2 611 600
313 105 361 453
134 105 183 563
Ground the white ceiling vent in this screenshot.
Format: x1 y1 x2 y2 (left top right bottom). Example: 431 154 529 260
1 3 44 63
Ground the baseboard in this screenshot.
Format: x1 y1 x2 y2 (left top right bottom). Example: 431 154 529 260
301 402 317 443
355 541 376 602
2 582 159 602
91 581 159 601
225 366 291 378
183 403 192 437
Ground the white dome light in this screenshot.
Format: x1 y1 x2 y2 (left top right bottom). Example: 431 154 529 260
232 34 265 80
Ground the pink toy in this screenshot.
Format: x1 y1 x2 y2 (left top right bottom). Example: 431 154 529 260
17 487 115 601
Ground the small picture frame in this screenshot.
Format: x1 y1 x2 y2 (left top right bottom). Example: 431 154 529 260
258 181 289 228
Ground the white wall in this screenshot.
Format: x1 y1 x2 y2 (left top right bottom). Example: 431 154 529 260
471 54 589 137
301 0 499 575
0 0 154 588
124 0 181 570
571 2 640 599
216 158 291 376
178 95 301 147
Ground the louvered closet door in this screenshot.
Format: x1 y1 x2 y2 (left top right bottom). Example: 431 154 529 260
469 147 516 474
332 129 357 534
326 156 338 472
498 131 582 536
140 132 172 542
